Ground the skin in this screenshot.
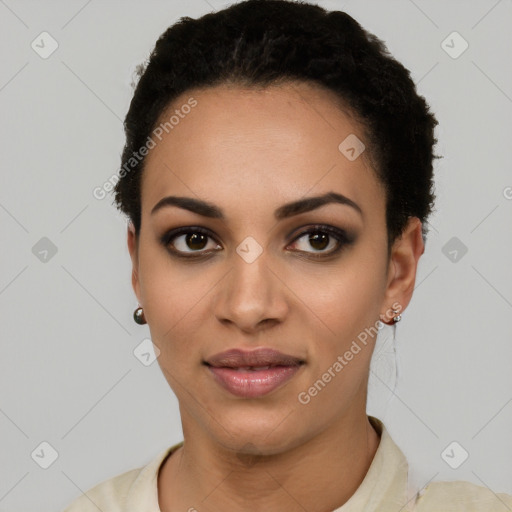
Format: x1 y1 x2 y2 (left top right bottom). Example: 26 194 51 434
127 82 424 512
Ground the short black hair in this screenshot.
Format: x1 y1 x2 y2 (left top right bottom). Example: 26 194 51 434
114 0 439 248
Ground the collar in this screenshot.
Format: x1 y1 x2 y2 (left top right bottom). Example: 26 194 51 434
332 415 413 511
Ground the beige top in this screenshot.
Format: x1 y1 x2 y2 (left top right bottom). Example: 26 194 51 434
62 416 512 511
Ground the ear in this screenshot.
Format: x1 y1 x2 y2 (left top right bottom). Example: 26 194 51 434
380 217 425 324
127 222 142 305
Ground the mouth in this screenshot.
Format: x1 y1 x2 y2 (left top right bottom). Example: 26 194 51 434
204 348 305 398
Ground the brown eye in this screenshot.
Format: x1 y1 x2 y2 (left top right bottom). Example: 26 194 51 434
184 232 208 251
162 227 221 256
306 232 331 251
292 231 337 253
288 225 351 257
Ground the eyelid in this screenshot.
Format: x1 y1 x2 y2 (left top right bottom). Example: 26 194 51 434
287 224 351 243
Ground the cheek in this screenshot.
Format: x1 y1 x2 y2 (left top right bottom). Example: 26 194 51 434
136 240 211 352
291 266 384 416
293 256 386 344
290 256 388 403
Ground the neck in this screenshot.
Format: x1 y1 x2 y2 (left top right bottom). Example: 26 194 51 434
158 413 381 512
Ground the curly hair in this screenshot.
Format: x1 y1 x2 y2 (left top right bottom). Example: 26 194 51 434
114 0 439 249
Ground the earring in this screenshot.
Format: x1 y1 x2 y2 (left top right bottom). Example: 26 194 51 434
133 306 147 325
392 309 402 323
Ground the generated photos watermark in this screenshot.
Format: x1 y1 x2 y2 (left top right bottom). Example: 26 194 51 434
93 97 198 200
297 302 402 405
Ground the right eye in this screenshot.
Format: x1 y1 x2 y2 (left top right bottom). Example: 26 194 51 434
161 227 222 258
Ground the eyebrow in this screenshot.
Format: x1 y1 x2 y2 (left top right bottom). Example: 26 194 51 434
151 191 362 220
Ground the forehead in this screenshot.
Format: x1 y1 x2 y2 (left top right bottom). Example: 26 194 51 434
140 82 385 222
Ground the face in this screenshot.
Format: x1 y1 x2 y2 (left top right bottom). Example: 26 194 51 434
128 82 423 454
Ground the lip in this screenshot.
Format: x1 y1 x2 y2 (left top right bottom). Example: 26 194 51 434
204 348 305 398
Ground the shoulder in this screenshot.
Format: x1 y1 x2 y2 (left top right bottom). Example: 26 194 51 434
62 467 143 512
414 479 512 511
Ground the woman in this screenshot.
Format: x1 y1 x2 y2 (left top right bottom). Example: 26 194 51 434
63 0 512 510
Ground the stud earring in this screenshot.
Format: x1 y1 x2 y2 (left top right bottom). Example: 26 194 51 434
392 309 402 323
133 306 147 325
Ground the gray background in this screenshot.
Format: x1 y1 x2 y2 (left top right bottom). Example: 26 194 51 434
1 0 511 510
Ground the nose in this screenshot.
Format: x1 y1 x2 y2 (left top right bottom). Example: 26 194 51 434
213 249 289 334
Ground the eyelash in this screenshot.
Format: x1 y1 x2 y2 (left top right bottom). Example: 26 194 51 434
160 225 353 260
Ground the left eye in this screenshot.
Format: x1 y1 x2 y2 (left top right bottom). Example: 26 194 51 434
288 226 347 255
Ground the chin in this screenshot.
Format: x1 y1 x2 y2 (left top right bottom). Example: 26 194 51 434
210 406 305 455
